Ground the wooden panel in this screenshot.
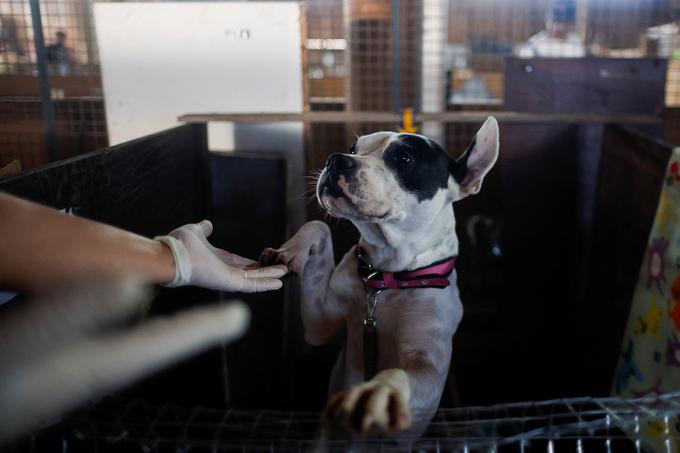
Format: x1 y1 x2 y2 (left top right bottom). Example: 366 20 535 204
0 98 109 170
478 124 581 403
504 57 668 116
179 110 660 124
0 75 103 97
0 124 229 405
576 126 673 396
208 152 290 409
309 77 345 99
0 123 210 236
447 0 545 44
663 107 680 146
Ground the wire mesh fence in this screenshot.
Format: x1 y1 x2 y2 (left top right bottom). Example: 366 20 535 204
0 0 105 171
0 0 99 75
28 391 680 452
1 0 679 170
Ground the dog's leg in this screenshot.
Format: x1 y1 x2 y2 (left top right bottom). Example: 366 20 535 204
324 368 412 437
324 310 454 437
260 220 345 344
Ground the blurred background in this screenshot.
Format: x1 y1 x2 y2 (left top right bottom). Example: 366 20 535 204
1 0 679 170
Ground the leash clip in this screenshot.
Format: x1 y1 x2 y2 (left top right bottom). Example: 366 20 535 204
364 285 381 321
362 286 380 381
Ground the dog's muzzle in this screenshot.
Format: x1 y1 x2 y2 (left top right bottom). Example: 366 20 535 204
319 153 357 198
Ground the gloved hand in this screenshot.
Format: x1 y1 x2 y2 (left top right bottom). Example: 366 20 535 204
155 220 287 293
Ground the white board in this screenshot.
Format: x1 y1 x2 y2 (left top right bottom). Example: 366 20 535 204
94 2 303 146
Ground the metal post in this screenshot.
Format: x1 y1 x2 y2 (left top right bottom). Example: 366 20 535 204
80 0 97 71
391 0 401 113
343 0 353 111
29 0 58 162
420 0 448 144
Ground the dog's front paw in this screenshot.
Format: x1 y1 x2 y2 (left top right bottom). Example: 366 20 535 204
259 247 305 274
323 373 412 437
259 221 331 274
259 247 285 267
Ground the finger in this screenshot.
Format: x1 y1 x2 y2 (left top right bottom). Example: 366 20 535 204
0 301 249 442
0 277 150 363
349 390 372 435
198 219 213 238
240 277 283 293
322 391 347 430
362 386 390 435
388 391 412 432
214 249 258 268
244 265 288 279
333 386 364 431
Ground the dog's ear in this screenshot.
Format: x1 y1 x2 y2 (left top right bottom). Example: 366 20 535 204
450 116 499 199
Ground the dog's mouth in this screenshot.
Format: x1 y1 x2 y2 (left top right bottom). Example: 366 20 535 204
317 175 390 221
318 175 346 200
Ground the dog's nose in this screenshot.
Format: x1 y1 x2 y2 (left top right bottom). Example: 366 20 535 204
326 153 357 174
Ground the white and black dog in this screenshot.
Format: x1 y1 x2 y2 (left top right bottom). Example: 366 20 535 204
261 117 499 437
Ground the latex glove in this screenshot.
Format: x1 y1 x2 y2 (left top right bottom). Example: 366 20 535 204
0 278 249 443
155 220 287 293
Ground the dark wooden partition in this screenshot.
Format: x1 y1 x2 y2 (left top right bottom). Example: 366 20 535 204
504 57 668 117
0 125 290 409
451 124 673 405
0 124 226 405
0 124 211 236
208 152 289 409
576 126 673 395
450 58 669 403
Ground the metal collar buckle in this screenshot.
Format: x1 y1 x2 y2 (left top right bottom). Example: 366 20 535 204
364 270 384 327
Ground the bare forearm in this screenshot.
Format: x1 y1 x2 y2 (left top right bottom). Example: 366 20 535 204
0 193 175 293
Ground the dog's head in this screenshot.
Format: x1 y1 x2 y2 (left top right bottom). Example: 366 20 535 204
316 116 499 225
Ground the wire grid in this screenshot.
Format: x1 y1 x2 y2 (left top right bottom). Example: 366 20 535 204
300 0 680 179
0 97 107 168
1 0 679 167
49 391 680 452
0 0 105 170
0 0 99 75
302 0 680 109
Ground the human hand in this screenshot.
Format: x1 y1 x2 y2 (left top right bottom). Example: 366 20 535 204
0 278 250 443
155 220 288 292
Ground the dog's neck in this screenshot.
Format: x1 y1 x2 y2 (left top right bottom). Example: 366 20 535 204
355 204 458 272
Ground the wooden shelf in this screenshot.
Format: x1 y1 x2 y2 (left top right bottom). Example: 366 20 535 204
178 110 661 125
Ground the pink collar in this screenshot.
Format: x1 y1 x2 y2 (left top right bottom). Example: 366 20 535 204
355 246 456 291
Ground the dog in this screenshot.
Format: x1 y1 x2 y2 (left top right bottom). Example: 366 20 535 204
261 116 499 438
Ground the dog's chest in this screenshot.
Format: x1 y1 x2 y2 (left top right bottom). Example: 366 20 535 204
331 251 463 388
333 260 462 386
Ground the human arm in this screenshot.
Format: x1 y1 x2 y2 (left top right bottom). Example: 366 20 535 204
0 193 286 294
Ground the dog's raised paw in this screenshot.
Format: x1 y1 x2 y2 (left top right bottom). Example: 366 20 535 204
259 248 282 267
259 247 304 274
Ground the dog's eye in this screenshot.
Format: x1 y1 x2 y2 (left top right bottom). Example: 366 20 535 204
348 144 357 155
394 149 412 164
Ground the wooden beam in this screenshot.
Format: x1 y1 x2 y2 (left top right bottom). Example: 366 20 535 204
178 111 661 125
